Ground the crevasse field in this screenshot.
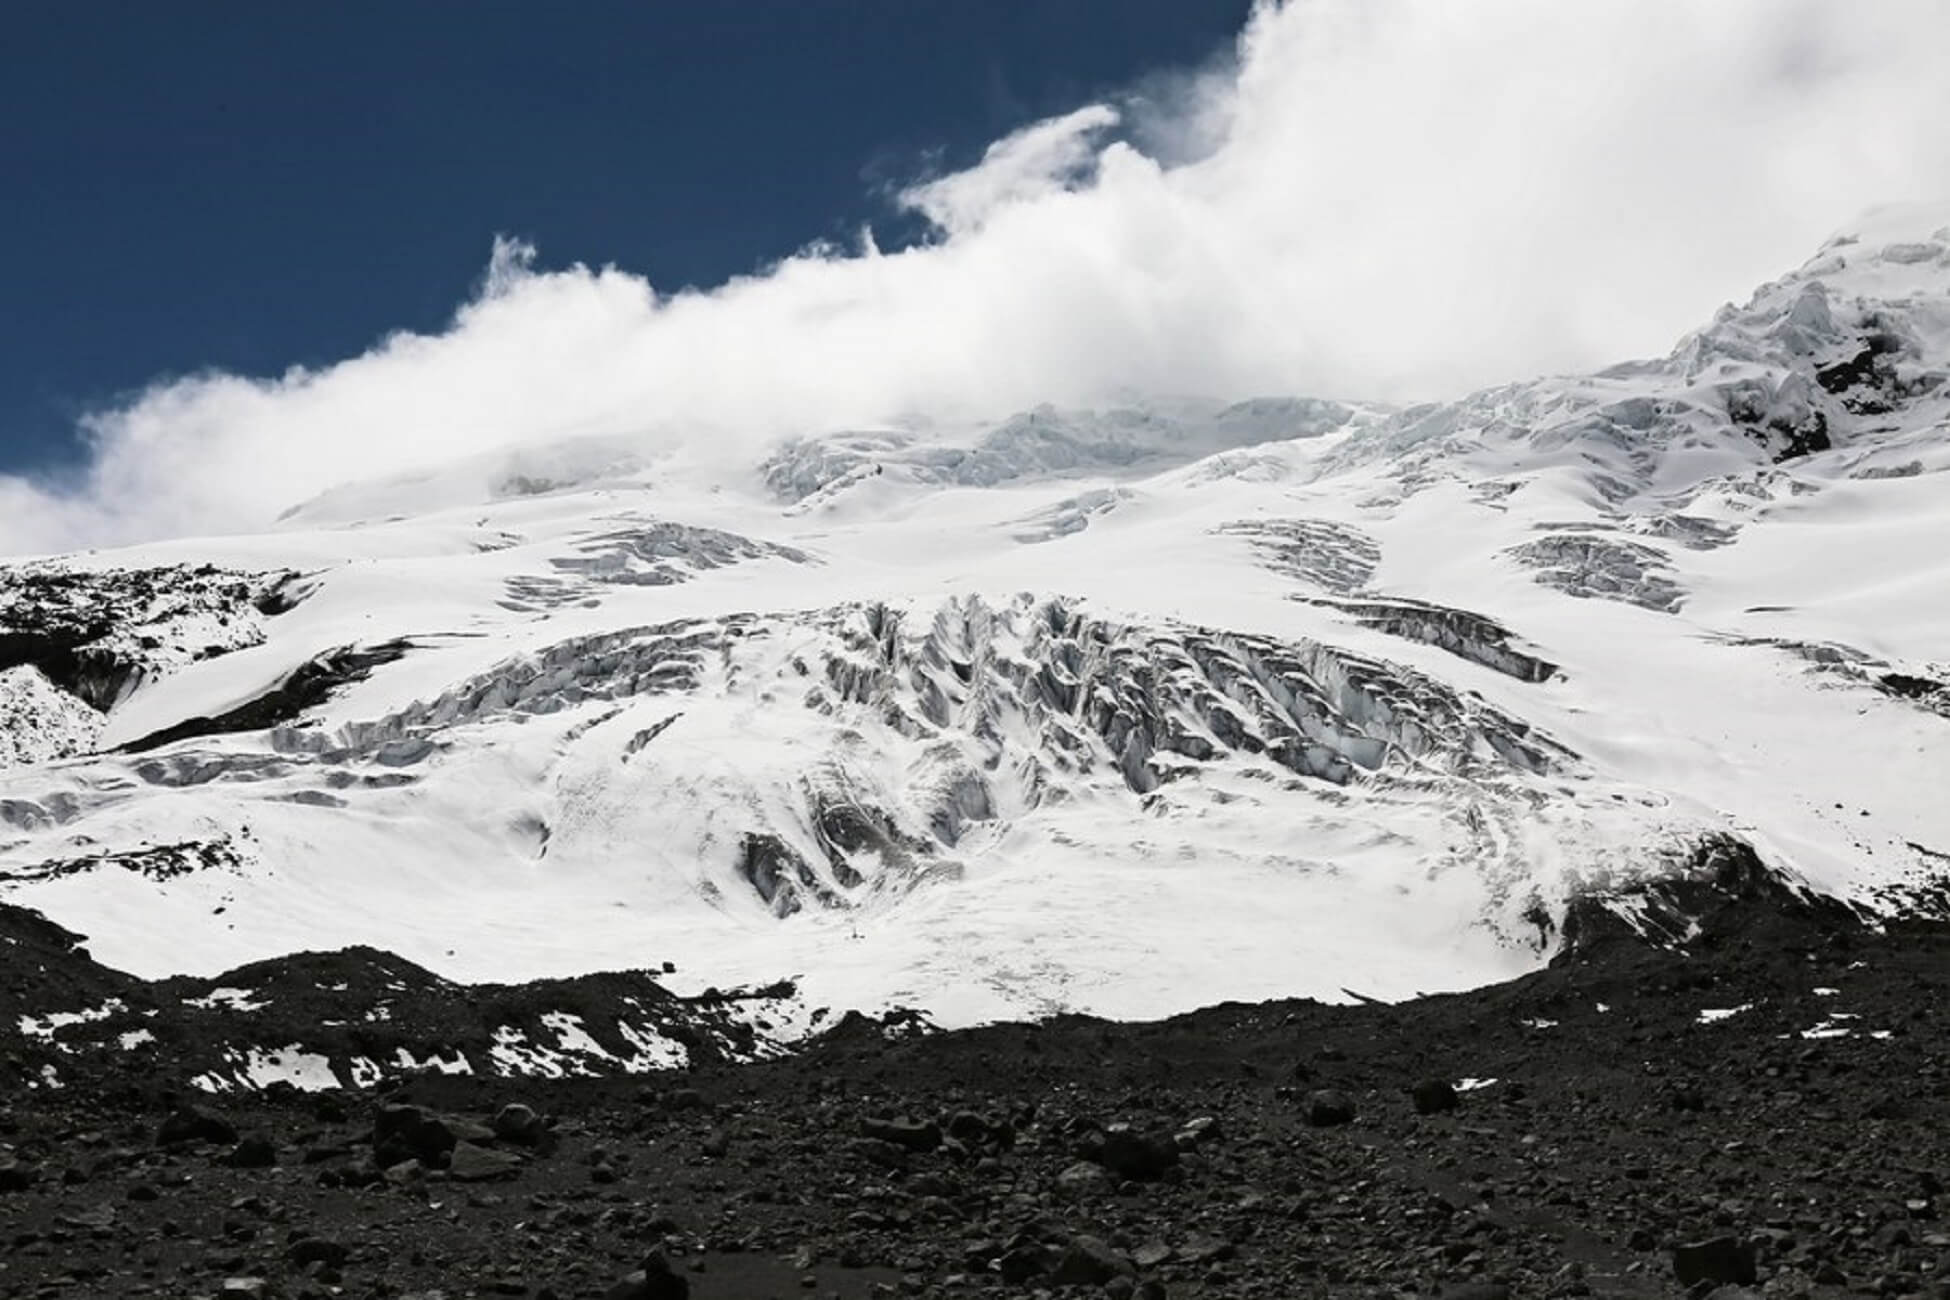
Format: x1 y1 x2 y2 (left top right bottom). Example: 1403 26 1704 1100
2 208 1946 1030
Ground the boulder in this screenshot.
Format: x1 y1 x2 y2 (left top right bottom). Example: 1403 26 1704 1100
1056 1160 1112 1196
602 1251 690 1300
1095 1124 1179 1181
447 1143 523 1182
156 1106 237 1146
1672 1236 1758 1287
1413 1078 1460 1115
1051 1235 1135 1285
860 1115 941 1152
227 1136 278 1168
492 1102 545 1145
288 1238 350 1270
372 1104 458 1168
1305 1089 1357 1127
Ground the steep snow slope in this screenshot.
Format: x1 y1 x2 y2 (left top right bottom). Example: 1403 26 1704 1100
2 210 1947 1026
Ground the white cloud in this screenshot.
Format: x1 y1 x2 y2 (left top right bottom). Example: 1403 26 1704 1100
900 104 1121 233
7 0 1949 555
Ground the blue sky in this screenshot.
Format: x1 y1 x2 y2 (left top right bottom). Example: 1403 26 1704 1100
3 0 1942 555
0 1 1250 472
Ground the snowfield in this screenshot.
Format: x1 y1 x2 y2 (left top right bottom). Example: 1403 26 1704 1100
2 209 1948 1028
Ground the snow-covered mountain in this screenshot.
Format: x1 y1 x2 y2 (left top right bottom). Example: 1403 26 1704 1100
4 207 1948 1034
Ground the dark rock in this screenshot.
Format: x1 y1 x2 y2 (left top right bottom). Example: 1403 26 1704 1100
157 1107 237 1146
371 1104 457 1168
288 1238 351 1270
447 1143 523 1182
1672 1236 1758 1287
846 1136 910 1168
491 1102 545 1145
1050 1234 1134 1285
1056 1160 1113 1195
946 1111 990 1144
1178 1234 1235 1265
1094 1123 1179 1181
1439 1285 1511 1300
1413 1078 1460 1115
227 1136 278 1168
860 1115 941 1152
603 1250 690 1300
0 1158 37 1192
997 1244 1059 1285
1305 1089 1357 1127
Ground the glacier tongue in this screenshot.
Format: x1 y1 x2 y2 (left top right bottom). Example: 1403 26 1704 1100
0 215 1948 1025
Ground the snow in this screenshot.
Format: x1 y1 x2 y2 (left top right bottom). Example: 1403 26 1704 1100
191 1043 339 1091
391 1047 472 1075
488 1026 573 1078
481 1013 694 1076
18 1000 125 1040
1698 1005 1754 1024
0 214 1947 1028
184 988 268 1012
1800 1012 1861 1040
614 1019 689 1071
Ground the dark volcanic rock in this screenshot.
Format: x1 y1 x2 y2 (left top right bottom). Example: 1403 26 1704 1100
225 1135 278 1168
492 1101 546 1144
859 1114 941 1152
448 1142 523 1182
156 1106 238 1146
1412 1077 1460 1115
372 1104 458 1167
603 1251 690 1300
1051 1234 1136 1285
1304 1088 1357 1127
1672 1236 1758 1287
1092 1123 1180 1181
288 1237 351 1270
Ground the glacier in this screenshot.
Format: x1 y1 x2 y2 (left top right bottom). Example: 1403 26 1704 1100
1 208 1948 1031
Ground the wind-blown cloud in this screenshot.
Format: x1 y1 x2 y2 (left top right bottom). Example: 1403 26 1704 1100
6 0 1949 554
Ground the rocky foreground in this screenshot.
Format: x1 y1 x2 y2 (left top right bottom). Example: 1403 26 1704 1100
2 869 1947 1300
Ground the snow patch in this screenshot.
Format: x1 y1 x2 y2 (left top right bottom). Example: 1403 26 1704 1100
18 999 125 1040
1697 1005 1754 1024
184 987 268 1012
